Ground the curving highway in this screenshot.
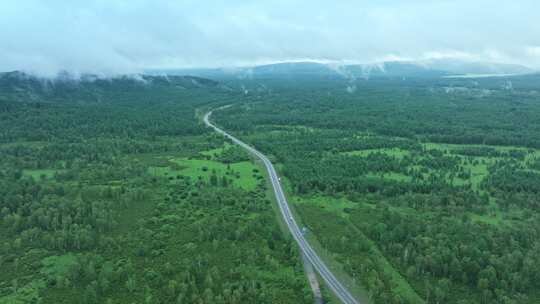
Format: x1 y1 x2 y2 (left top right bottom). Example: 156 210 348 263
204 108 360 304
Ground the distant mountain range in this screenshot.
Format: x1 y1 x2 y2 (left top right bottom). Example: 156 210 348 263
420 59 533 76
0 59 535 103
148 59 535 80
0 71 219 103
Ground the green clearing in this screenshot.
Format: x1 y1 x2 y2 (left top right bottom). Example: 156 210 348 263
366 172 412 182
470 212 505 226
40 254 78 278
22 169 60 180
199 142 232 158
422 142 530 152
293 195 356 217
452 159 489 190
342 147 410 159
423 142 540 191
148 157 261 191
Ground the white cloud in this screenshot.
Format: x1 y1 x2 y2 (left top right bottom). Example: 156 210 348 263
0 0 539 75
526 46 540 57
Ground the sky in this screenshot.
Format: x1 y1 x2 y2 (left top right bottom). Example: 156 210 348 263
1 0 540 76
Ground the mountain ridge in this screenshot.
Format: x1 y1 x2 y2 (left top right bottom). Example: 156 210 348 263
0 71 220 103
147 59 535 80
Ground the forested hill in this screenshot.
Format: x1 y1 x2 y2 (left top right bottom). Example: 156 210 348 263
0 71 220 104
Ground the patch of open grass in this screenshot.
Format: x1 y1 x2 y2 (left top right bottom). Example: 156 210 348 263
423 142 539 158
149 157 261 191
293 195 356 217
22 169 59 180
343 147 410 159
199 142 232 159
40 254 78 278
175 158 260 189
452 159 490 190
366 172 412 182
470 213 505 226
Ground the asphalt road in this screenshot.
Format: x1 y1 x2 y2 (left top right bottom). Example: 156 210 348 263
204 108 360 304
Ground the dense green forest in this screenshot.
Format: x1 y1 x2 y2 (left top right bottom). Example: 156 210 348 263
0 74 313 304
214 74 540 304
3 71 540 304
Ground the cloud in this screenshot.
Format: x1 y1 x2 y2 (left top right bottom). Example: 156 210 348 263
526 46 540 57
1 0 539 75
